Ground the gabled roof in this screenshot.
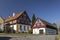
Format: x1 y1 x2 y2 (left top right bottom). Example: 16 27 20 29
32 18 57 30
40 18 53 26
32 18 46 28
5 11 27 23
33 18 54 27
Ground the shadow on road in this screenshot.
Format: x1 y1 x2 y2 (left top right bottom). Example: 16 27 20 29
0 37 11 40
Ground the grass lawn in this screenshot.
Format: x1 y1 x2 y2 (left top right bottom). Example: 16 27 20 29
56 35 60 40
0 33 57 36
56 32 60 40
0 33 40 36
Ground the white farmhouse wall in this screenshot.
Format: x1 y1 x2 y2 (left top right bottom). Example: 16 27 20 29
13 25 16 30
9 24 31 32
0 24 4 31
33 28 39 34
10 25 16 31
45 28 56 35
33 28 45 34
18 24 31 32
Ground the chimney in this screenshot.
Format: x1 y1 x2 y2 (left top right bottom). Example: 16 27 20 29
13 12 15 16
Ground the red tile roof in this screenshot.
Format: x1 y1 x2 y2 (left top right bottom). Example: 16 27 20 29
32 18 57 30
5 11 25 23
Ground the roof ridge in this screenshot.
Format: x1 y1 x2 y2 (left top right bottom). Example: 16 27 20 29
5 11 25 22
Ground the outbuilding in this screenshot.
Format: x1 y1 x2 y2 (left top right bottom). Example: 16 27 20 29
32 18 58 35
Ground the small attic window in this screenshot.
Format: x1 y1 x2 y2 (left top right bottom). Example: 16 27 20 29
36 23 41 26
23 13 26 16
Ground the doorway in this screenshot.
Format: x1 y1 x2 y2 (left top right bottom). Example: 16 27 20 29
39 30 43 34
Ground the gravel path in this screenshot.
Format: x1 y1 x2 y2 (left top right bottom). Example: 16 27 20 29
0 35 57 40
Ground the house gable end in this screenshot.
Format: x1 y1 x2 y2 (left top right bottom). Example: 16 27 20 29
17 11 31 25
33 19 45 28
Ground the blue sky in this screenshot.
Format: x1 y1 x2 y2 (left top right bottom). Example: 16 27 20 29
0 0 60 23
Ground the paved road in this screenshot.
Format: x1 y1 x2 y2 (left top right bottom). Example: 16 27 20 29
0 35 57 40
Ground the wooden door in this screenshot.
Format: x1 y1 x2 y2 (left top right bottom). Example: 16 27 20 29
39 30 43 34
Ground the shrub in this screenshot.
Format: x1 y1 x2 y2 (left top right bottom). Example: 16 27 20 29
5 23 11 33
29 29 32 34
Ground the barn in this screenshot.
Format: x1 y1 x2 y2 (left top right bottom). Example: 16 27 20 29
32 18 58 35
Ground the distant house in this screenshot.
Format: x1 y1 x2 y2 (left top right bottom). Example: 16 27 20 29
32 18 58 35
5 11 31 33
0 16 4 32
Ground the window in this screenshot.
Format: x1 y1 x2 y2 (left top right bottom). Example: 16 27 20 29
24 26 26 31
37 23 41 26
13 20 17 23
27 26 29 30
20 25 22 30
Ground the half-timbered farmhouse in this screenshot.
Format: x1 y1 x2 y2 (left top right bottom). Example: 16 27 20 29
32 18 58 35
5 11 31 33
